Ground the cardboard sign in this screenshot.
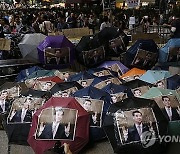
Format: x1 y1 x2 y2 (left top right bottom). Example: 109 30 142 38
0 38 11 51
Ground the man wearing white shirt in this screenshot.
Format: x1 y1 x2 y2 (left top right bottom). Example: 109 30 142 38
162 96 180 121
0 90 9 113
126 110 150 142
37 107 72 140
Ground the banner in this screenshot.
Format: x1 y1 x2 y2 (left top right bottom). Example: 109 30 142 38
0 38 11 51
126 0 140 8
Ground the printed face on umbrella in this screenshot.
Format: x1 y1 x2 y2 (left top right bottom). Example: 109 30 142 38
109 36 123 49
155 80 166 89
93 70 111 77
153 95 180 121
110 93 127 103
7 96 45 124
33 81 56 91
114 108 159 145
122 74 142 82
78 79 94 88
35 107 78 141
44 47 70 65
95 78 122 89
132 86 150 97
53 87 78 97
76 97 104 127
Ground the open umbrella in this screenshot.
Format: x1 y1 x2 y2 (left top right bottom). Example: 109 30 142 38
67 71 96 82
37 35 75 69
140 70 172 84
167 74 180 90
73 86 111 141
16 66 43 82
50 81 83 96
120 68 146 82
28 97 89 154
18 33 46 60
103 97 168 154
159 38 180 63
98 61 129 76
37 76 64 83
124 39 158 69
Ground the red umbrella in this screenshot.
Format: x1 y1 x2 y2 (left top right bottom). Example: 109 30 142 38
28 97 89 154
37 76 64 83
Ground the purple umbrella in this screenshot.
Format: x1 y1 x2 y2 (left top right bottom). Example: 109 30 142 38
98 61 129 76
37 35 75 69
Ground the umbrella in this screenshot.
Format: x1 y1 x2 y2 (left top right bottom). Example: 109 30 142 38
124 39 159 69
16 66 43 82
75 35 101 65
103 97 168 154
120 68 146 82
159 38 180 63
37 76 64 83
18 33 46 60
73 86 112 141
97 27 129 56
28 97 89 154
67 71 96 82
167 74 180 90
139 70 172 84
50 81 83 96
26 70 57 80
37 35 75 69
98 61 129 76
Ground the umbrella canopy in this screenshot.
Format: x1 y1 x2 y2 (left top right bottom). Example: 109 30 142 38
139 70 172 84
97 27 129 56
98 61 129 76
159 38 180 63
73 86 112 141
16 66 43 82
37 76 64 83
124 39 158 69
120 68 146 81
28 97 89 154
167 74 180 90
18 33 46 60
103 97 168 154
141 87 180 100
67 71 96 82
50 81 83 96
37 35 75 68
26 70 57 80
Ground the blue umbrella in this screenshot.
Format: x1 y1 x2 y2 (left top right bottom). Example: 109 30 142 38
140 70 172 84
159 38 180 63
67 71 96 82
167 74 180 90
16 66 43 82
73 86 112 141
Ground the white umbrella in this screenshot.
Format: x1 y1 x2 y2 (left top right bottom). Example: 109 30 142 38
18 33 46 60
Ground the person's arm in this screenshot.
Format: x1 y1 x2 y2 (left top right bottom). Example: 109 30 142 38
37 122 45 137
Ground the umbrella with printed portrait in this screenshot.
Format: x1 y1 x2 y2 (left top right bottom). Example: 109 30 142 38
3 95 46 145
50 81 83 97
98 61 129 77
73 86 112 141
37 76 64 83
124 39 158 68
103 97 168 154
120 68 146 82
28 97 89 154
67 71 96 82
16 66 43 82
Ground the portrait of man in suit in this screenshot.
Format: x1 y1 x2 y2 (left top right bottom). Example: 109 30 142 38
109 36 124 55
81 99 102 127
161 96 180 121
36 107 74 140
0 90 9 114
80 80 88 88
133 88 142 97
8 96 33 123
126 110 150 142
156 80 165 89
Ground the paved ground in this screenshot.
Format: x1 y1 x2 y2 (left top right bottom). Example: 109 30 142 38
1 130 180 154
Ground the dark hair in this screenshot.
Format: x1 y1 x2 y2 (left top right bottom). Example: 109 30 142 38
54 108 64 116
84 99 92 104
104 16 108 22
162 96 169 101
132 110 142 116
134 88 141 93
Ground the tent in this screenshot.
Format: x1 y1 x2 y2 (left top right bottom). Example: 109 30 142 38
159 38 180 63
18 33 46 60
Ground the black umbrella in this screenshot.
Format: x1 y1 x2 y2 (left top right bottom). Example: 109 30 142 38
103 97 168 154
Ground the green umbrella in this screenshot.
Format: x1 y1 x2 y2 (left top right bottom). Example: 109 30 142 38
141 87 180 101
141 87 180 136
